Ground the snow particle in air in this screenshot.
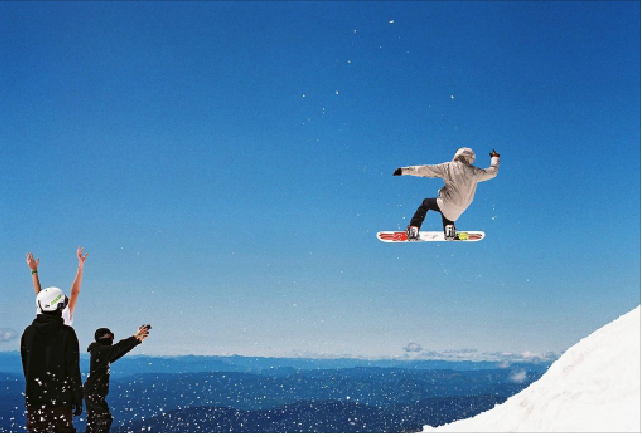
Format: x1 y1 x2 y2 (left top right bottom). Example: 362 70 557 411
389 20 395 24
347 60 351 64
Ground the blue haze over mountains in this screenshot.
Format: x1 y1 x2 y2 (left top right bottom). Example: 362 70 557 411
0 353 551 432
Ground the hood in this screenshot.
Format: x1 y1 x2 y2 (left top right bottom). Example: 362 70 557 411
453 147 475 164
87 340 112 353
31 311 64 335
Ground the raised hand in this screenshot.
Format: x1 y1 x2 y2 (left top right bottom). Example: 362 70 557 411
26 252 39 271
76 247 88 266
135 325 151 342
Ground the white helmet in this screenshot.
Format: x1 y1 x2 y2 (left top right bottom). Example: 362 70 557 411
453 147 475 164
37 287 68 312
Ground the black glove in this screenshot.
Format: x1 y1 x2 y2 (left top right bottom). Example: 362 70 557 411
393 168 402 176
73 402 82 417
489 149 500 158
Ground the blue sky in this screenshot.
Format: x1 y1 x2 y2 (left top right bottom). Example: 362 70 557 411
1 1 639 357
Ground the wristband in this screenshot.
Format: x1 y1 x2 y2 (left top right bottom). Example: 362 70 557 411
31 270 38 275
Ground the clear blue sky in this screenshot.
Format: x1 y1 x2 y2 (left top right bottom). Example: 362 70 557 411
1 1 639 357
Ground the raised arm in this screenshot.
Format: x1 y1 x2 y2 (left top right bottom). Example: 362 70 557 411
69 247 88 317
393 163 447 178
472 150 501 182
26 252 41 294
108 325 150 363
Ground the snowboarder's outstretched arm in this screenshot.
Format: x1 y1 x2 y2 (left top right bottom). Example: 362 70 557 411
107 325 150 363
472 150 500 182
393 163 447 178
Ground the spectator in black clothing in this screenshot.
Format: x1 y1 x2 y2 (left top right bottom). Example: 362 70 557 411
85 325 150 432
21 287 83 433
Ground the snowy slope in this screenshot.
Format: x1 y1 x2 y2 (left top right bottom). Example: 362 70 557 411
425 306 641 432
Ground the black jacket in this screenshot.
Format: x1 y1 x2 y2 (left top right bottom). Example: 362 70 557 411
21 312 82 409
84 336 140 398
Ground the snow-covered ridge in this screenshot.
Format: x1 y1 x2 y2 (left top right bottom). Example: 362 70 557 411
424 306 641 432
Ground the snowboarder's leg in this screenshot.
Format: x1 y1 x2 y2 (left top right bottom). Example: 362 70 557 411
441 214 456 241
410 198 440 228
408 198 440 239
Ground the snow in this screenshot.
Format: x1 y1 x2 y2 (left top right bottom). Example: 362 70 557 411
425 306 641 432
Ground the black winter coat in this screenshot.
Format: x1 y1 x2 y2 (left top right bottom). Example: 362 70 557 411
84 336 140 398
21 313 82 409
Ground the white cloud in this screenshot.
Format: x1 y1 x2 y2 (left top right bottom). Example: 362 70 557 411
0 329 18 343
509 370 527 383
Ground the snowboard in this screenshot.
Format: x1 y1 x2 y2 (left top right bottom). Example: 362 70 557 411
376 230 485 242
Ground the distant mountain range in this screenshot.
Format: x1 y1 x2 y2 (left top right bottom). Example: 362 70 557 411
0 354 555 432
0 352 553 378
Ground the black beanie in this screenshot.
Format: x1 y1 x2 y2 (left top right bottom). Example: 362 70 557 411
95 328 114 344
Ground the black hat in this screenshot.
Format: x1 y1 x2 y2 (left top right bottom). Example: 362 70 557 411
94 328 113 344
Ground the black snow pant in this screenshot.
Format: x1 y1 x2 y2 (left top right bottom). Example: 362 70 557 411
85 395 113 433
410 197 455 231
27 406 75 433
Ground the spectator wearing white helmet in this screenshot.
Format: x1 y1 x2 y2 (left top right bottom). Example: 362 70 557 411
26 247 88 326
393 148 500 240
21 287 83 432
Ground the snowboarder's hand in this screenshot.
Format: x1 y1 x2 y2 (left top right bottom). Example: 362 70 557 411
73 402 82 417
76 247 88 267
393 168 402 176
26 252 39 271
489 149 500 158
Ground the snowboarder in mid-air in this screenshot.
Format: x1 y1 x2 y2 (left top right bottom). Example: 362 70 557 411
84 325 150 432
393 148 500 240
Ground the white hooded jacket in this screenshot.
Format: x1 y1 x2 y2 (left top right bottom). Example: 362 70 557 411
399 153 500 221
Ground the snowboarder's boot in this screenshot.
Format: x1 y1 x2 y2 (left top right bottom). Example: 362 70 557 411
444 224 456 241
406 226 420 240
